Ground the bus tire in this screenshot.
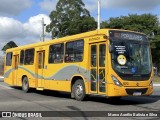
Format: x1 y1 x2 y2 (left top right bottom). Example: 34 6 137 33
22 77 29 93
73 79 85 101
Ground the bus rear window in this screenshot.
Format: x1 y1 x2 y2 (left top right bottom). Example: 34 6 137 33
6 52 12 66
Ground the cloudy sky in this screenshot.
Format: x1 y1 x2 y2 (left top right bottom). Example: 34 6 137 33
0 0 160 55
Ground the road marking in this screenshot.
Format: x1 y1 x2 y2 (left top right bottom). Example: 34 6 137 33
0 76 4 78
153 84 160 87
0 99 70 106
0 84 13 89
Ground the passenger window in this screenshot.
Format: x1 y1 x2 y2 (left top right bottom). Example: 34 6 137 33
6 52 12 66
49 43 64 63
65 40 84 62
24 49 34 65
20 50 24 65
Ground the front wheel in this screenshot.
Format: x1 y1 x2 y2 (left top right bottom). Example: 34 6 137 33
73 80 86 101
22 77 29 93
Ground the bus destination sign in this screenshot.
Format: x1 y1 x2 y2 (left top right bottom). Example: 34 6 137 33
109 30 147 41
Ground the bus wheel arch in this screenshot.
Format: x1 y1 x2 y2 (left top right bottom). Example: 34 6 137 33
71 76 86 101
22 75 29 93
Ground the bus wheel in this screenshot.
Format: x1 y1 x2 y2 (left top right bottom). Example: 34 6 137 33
22 77 29 93
73 80 85 101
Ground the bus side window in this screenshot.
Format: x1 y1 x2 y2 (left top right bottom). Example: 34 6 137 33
6 52 12 66
65 40 84 63
49 43 64 64
20 50 24 65
24 48 34 65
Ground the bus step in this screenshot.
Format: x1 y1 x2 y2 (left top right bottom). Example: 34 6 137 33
36 87 44 91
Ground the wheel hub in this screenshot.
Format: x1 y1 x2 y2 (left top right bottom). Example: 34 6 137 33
76 84 83 96
23 80 27 89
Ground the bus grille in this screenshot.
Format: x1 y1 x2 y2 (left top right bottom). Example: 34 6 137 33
125 88 148 95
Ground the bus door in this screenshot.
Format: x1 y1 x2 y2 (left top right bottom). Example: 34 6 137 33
89 43 106 95
37 51 45 88
13 55 19 85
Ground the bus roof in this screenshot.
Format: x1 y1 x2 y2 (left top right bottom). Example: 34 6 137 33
6 28 145 52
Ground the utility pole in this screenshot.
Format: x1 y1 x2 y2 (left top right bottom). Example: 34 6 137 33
97 0 101 30
42 18 46 42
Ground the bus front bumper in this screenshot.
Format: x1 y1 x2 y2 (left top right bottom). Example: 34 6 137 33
107 84 153 97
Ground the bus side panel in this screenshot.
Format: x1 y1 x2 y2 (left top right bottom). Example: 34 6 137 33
43 62 74 91
44 79 89 93
43 63 88 92
4 66 14 86
16 65 36 88
44 80 70 92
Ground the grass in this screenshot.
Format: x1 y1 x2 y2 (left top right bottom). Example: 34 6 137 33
153 76 160 84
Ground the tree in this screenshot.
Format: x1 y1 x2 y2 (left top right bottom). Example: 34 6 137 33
46 0 97 39
2 41 18 51
101 14 159 36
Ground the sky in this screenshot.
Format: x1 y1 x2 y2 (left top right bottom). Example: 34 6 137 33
0 0 160 56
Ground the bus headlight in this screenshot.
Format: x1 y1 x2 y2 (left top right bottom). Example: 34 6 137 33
111 75 122 87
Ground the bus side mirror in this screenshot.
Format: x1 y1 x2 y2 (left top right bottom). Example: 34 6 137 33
109 44 114 53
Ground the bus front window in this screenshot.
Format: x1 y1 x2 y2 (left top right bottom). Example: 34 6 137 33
111 41 152 80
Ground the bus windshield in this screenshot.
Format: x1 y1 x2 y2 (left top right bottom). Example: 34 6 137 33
111 41 152 76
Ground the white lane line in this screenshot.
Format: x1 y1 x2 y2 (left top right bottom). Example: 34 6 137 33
0 84 13 89
0 76 4 78
153 84 160 87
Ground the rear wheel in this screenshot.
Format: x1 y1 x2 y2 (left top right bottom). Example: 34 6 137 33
22 77 29 93
73 80 85 101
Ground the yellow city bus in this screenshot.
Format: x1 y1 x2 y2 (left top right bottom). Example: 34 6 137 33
4 29 153 101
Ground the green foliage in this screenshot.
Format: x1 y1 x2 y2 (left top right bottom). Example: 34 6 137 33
101 14 159 36
46 0 97 38
2 41 18 51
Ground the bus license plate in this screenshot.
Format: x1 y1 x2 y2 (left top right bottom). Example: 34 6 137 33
133 92 142 96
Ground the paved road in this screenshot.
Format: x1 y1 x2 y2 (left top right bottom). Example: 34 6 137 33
0 81 160 120
0 77 3 82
